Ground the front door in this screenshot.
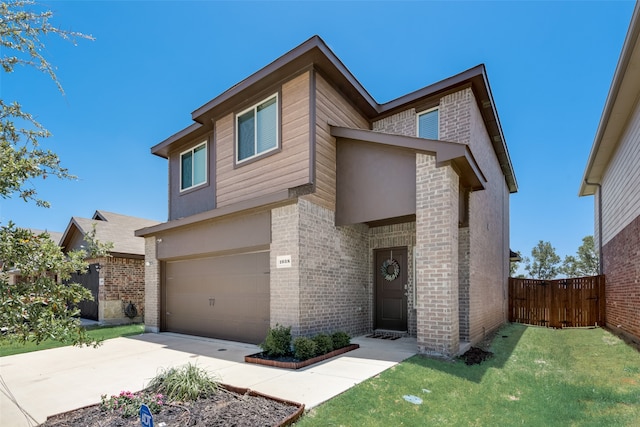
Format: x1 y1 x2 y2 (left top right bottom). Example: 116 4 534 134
375 247 408 331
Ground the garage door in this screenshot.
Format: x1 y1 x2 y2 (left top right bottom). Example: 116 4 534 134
164 251 270 344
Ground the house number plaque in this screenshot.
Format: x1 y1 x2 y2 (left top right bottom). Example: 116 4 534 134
277 255 292 268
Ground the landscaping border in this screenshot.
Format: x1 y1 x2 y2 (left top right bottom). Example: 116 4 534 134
245 344 360 369
44 384 305 427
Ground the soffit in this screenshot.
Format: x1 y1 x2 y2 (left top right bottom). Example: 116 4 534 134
580 2 640 196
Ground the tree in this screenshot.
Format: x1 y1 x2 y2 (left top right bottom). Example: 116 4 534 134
0 0 95 345
509 250 522 277
524 240 561 280
1 0 92 206
561 236 599 277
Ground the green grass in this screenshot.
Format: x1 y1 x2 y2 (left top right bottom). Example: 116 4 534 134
297 324 640 427
0 323 145 357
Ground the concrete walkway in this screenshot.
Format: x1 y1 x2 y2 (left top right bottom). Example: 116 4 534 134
0 333 417 426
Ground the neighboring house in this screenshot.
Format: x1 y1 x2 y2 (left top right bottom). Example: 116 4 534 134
5 229 63 285
580 3 640 344
60 210 159 324
136 36 517 357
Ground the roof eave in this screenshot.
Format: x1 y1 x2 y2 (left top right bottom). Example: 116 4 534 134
378 65 517 193
151 122 205 159
190 35 379 123
580 2 640 196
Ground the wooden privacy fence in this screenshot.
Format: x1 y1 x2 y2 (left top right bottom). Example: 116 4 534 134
509 275 605 328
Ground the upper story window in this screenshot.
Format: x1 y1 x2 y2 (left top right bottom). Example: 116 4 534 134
236 94 278 163
180 142 207 191
417 107 439 139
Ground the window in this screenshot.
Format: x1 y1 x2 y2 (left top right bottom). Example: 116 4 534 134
180 142 207 191
236 94 278 162
417 108 439 139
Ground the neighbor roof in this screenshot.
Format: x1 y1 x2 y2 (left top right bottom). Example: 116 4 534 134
28 229 63 245
580 2 640 196
150 35 517 193
60 210 159 257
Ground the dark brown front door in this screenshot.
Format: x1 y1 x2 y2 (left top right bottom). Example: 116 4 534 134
375 247 408 331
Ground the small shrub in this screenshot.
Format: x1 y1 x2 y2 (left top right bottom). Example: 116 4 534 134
100 391 163 418
293 336 318 360
313 333 334 355
332 331 351 349
147 363 219 402
260 324 292 357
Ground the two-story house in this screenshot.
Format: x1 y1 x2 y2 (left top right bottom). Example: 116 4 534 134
580 2 640 344
136 36 517 357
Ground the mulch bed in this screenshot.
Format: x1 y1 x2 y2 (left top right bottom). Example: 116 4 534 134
41 385 303 427
245 344 360 369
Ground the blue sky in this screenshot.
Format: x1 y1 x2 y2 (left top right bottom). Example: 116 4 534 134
0 0 636 263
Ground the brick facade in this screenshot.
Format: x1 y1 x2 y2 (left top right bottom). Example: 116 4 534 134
602 214 640 341
458 227 471 341
270 203 302 334
88 256 145 324
373 109 417 136
271 199 369 337
144 236 161 333
415 153 460 356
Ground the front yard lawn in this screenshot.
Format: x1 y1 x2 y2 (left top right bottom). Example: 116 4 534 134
0 323 145 357
297 323 640 426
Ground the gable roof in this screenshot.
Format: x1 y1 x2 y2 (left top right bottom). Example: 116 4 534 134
27 229 63 245
580 2 640 196
60 210 159 257
150 35 516 193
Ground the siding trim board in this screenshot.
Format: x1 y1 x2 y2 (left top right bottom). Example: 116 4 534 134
309 69 317 190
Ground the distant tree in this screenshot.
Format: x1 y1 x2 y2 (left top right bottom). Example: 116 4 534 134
524 240 561 280
0 0 95 346
561 236 599 277
509 250 522 277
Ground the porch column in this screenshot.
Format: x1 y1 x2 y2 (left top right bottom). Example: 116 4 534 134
144 236 161 333
415 153 460 357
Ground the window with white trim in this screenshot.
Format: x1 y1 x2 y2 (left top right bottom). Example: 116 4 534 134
236 94 278 163
180 142 207 191
417 108 439 139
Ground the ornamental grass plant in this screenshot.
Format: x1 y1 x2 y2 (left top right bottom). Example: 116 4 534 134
146 363 220 402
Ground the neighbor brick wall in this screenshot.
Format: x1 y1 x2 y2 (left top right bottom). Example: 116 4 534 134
144 236 161 333
369 222 417 336
415 153 460 356
602 213 640 342
88 256 145 324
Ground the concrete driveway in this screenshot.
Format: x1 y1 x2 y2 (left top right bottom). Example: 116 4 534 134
0 332 416 426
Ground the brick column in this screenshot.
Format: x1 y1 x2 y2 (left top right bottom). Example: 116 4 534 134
415 153 460 356
270 203 301 335
144 236 161 333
